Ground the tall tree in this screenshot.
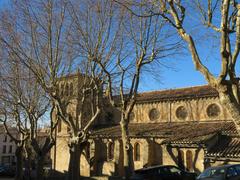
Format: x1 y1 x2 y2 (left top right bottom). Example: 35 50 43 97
70 1 180 177
0 42 28 180
117 0 240 135
0 1 105 179
0 49 55 180
0 1 65 179
0 104 28 180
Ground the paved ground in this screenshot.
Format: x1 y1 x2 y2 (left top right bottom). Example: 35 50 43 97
0 178 14 180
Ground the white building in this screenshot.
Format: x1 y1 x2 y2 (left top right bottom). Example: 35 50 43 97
0 125 17 166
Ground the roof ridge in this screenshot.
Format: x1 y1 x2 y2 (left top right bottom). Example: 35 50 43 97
138 84 213 95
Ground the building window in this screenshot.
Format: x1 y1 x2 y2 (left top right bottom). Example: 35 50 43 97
149 108 160 121
1 156 10 165
2 145 6 154
108 142 114 160
3 135 7 142
134 142 140 161
9 145 12 153
207 103 220 118
186 150 193 171
176 106 188 120
58 120 62 133
177 150 184 170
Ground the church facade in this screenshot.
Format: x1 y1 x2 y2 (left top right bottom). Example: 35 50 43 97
51 74 240 177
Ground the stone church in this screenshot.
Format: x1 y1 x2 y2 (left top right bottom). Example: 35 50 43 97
51 74 240 177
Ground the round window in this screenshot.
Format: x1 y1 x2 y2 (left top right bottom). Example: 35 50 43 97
207 103 220 118
149 108 160 121
176 106 188 120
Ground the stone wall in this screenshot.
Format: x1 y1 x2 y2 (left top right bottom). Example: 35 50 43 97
161 146 205 172
52 84 234 176
129 97 230 123
95 137 206 176
53 136 69 172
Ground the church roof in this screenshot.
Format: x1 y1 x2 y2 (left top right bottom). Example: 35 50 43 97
91 121 240 159
136 85 218 103
206 136 240 159
90 121 237 141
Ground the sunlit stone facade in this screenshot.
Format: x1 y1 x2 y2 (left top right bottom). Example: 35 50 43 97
51 79 240 177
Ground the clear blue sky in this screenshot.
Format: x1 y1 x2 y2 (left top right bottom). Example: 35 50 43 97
139 56 207 92
138 3 240 92
1 1 239 93
0 0 8 8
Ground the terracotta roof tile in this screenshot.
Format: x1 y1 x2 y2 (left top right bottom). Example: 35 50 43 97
136 85 218 103
90 121 237 140
206 136 240 158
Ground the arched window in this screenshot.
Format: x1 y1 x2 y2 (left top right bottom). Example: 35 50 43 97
108 142 114 160
186 150 193 171
69 83 73 96
178 150 185 170
134 143 140 161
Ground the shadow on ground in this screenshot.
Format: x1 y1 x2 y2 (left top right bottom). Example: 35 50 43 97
25 170 123 180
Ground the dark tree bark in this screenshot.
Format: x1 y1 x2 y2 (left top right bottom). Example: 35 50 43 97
141 0 240 134
15 145 24 180
68 141 85 180
36 156 45 180
31 137 55 180
120 117 134 178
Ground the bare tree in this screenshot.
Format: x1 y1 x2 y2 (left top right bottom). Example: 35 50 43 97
69 1 180 177
0 2 62 180
105 11 178 178
0 106 28 180
0 51 31 180
0 0 179 179
0 1 105 180
119 0 240 135
0 49 56 180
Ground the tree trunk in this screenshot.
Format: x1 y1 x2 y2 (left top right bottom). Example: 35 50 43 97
219 91 240 134
24 154 31 180
15 146 23 180
68 141 84 180
120 117 133 178
36 156 45 180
